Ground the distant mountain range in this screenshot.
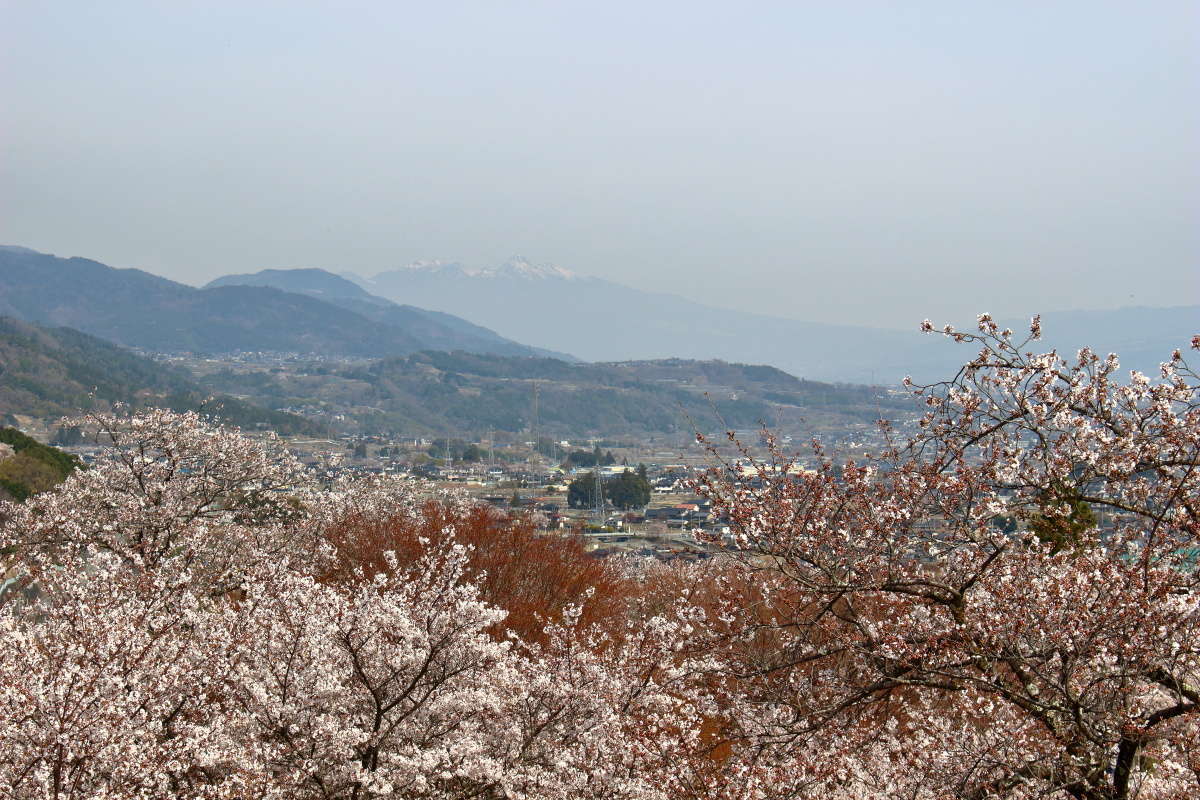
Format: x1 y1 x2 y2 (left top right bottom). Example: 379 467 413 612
0 247 565 360
204 268 573 360
3 245 1193 386
350 257 1198 384
0 316 323 434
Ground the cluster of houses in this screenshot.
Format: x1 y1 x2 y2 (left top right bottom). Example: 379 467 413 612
643 498 727 530
226 432 750 547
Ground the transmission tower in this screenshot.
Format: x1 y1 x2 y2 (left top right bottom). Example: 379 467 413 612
594 468 605 523
592 438 604 523
530 381 540 463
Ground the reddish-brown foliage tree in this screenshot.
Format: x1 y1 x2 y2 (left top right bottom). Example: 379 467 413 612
322 500 631 642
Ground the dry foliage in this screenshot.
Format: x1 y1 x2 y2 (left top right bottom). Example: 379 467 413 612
322 500 630 642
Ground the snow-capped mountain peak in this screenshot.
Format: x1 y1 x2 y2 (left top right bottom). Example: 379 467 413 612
390 257 577 281
402 260 469 275
489 256 576 280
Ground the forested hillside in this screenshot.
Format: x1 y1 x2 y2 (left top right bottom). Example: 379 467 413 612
0 427 78 501
0 317 324 435
194 350 910 438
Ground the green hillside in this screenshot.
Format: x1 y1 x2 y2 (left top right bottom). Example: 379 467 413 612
194 350 913 438
0 317 325 436
0 427 78 501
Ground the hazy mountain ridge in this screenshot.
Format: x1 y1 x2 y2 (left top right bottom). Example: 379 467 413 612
207 268 393 306
354 257 1198 384
0 247 415 356
205 267 575 360
0 247 569 361
4 246 1191 389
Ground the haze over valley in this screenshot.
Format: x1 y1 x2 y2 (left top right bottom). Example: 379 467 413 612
5 243 1191 388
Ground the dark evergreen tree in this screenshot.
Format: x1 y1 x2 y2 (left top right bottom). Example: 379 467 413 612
604 469 651 510
567 471 600 509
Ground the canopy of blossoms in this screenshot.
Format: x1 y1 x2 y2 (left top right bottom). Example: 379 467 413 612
0 318 1196 800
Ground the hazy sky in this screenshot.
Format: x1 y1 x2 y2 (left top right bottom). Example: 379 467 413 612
3 1 1197 329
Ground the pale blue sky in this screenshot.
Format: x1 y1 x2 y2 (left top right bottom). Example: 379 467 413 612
2 1 1196 328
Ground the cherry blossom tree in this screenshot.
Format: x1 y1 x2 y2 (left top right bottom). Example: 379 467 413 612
5 320 1194 799
694 317 1200 799
0 409 711 799
240 497 715 799
4 408 315 593
226 539 520 797
0 409 296 798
